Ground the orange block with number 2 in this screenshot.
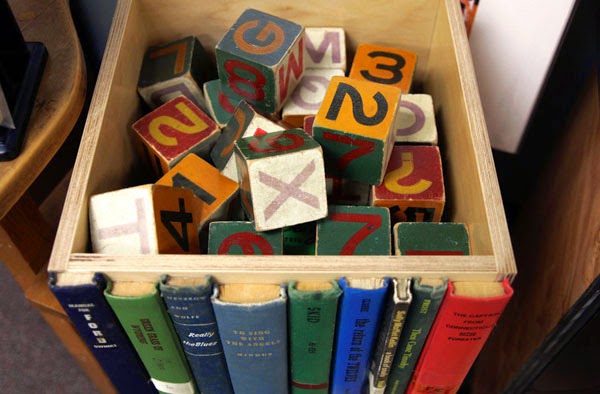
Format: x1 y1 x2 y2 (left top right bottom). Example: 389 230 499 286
371 145 445 222
349 43 417 93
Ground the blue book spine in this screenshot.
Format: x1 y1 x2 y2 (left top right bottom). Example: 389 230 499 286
49 272 155 394
211 285 288 394
331 277 390 394
159 276 234 394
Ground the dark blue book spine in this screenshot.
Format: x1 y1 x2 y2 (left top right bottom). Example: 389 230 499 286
49 273 155 394
212 285 288 394
159 276 234 394
330 277 390 394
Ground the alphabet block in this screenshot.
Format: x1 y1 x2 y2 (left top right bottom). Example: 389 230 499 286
394 94 438 144
313 76 402 185
326 176 370 206
132 96 220 177
371 145 445 222
349 43 417 93
304 27 346 70
210 100 285 181
282 68 345 127
394 222 470 255
89 184 202 255
235 128 328 231
138 36 214 110
283 222 316 255
203 79 242 129
316 205 391 255
216 9 305 113
208 221 283 255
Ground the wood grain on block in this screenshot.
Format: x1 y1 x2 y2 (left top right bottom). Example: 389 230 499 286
283 222 316 255
131 96 219 177
394 94 438 145
208 221 283 255
282 68 345 127
89 184 202 255
137 36 214 110
216 8 305 113
304 27 346 70
234 128 327 231
394 222 470 256
156 154 239 226
316 205 391 255
313 76 401 185
349 43 417 93
203 79 242 129
326 175 370 206
372 145 445 223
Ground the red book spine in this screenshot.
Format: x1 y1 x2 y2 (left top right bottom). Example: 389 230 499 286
406 279 513 394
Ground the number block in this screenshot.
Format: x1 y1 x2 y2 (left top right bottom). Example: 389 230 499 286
394 94 438 144
216 8 305 113
394 222 470 255
283 222 316 255
156 154 239 227
316 205 391 255
304 27 347 70
208 221 283 255
138 36 214 110
89 184 202 255
210 100 285 181
203 79 243 129
349 43 417 93
235 128 328 231
326 176 370 206
282 68 345 127
313 76 402 185
371 145 445 222
132 96 220 177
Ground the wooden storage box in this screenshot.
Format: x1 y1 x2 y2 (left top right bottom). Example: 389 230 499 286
49 0 516 283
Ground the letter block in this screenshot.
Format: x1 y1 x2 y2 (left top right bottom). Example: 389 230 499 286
89 184 202 255
138 36 214 110
216 8 305 113
316 205 391 255
394 94 438 145
132 96 220 177
326 176 370 206
304 27 347 70
349 43 417 94
313 76 402 185
203 79 242 129
394 222 470 256
282 68 345 127
283 222 316 255
234 128 328 231
371 145 445 223
210 100 285 181
208 221 283 255
156 154 239 227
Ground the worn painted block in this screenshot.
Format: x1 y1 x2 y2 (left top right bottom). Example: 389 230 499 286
89 184 202 255
282 68 345 127
132 96 220 177
210 100 285 181
208 221 283 255
216 9 305 113
203 79 243 129
326 176 370 206
313 76 402 185
283 222 316 255
304 27 346 70
303 115 315 136
138 36 214 110
394 222 470 256
235 128 328 231
394 94 438 144
349 43 417 93
371 145 445 223
156 154 239 227
316 205 390 255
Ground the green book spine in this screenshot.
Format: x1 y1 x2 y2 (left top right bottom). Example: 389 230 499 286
384 278 448 394
288 280 343 393
104 281 197 394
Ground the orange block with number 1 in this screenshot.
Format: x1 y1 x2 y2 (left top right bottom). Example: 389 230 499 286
371 145 445 222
